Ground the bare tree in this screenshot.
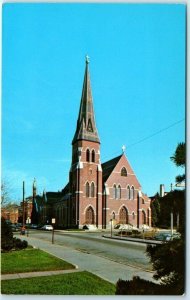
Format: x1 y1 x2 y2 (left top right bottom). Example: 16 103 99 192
1 179 12 207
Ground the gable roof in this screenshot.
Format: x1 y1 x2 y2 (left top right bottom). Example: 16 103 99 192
102 154 122 182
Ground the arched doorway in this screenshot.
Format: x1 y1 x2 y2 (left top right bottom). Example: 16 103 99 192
119 206 128 224
85 206 95 224
142 210 146 225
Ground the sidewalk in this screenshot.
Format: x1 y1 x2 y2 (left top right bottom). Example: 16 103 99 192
13 235 157 284
1 268 81 281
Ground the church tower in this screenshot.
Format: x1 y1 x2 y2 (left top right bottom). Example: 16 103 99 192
32 178 37 198
69 57 102 228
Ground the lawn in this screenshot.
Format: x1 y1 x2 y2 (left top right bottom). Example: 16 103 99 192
1 271 116 295
1 248 75 274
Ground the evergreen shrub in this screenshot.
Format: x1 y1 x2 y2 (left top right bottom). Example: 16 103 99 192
116 276 170 295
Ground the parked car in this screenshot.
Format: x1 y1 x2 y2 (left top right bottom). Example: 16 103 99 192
154 232 181 242
141 224 150 230
154 233 171 241
30 224 38 229
16 223 22 229
11 224 19 232
41 225 53 231
114 224 133 230
83 224 97 230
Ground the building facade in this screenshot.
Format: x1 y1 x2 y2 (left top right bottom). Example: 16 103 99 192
33 58 151 229
63 58 151 229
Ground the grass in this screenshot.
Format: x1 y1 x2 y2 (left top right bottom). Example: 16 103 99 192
1 271 116 295
1 248 75 274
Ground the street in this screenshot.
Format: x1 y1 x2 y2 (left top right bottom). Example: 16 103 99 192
17 230 157 284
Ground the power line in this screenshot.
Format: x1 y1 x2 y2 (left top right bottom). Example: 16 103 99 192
127 118 185 149
102 118 185 161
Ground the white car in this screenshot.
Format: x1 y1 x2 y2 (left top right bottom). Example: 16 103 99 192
41 225 53 231
114 224 133 230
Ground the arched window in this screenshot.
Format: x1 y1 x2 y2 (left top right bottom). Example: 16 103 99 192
86 149 90 162
91 150 95 163
86 182 90 197
91 182 95 197
131 186 135 200
121 167 127 176
117 185 121 199
113 184 117 199
127 186 130 200
142 210 146 225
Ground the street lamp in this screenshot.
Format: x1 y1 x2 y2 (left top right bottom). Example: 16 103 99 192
171 211 174 237
110 219 113 238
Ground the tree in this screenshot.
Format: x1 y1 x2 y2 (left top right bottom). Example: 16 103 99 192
170 142 185 183
146 239 184 295
1 217 28 252
156 190 185 234
1 217 14 251
151 193 161 227
1 179 11 207
116 276 163 295
145 142 186 295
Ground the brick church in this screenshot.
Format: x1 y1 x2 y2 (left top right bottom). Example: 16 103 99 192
33 57 151 229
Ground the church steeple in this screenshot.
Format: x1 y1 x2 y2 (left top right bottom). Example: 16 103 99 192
72 56 100 145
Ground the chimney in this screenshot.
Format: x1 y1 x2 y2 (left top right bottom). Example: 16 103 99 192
160 184 165 197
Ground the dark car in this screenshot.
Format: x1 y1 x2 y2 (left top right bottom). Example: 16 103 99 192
154 232 181 242
30 224 38 229
11 224 19 232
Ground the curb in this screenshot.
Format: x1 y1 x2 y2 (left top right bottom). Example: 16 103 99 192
102 235 163 245
41 247 79 270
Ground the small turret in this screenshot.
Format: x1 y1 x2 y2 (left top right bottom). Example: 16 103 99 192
33 178 37 198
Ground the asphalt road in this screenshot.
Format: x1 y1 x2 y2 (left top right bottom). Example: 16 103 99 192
22 230 153 271
17 230 157 284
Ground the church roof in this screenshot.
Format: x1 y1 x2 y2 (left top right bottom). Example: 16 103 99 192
72 57 100 145
102 154 123 182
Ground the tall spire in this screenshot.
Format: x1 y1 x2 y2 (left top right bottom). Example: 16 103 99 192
72 56 100 144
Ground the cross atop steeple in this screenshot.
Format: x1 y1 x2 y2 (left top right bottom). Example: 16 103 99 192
86 55 90 64
72 57 100 145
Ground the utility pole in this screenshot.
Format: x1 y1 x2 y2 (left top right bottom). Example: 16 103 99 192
171 211 173 236
177 213 180 232
22 181 25 226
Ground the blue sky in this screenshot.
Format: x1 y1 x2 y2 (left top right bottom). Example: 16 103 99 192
2 3 186 201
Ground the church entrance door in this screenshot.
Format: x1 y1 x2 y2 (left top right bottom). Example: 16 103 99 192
85 206 95 224
119 206 128 224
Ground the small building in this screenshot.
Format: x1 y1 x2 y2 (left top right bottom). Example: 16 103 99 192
1 204 19 224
